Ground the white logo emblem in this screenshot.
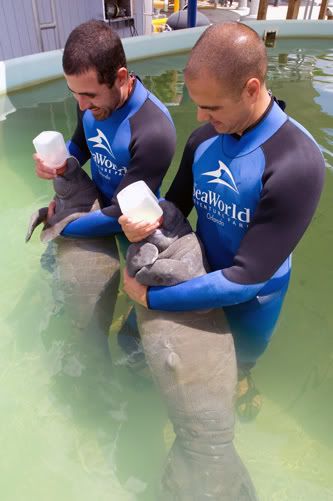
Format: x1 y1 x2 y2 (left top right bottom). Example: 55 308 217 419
88 129 115 158
202 160 239 194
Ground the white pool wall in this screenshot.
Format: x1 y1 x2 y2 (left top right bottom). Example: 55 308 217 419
0 20 333 96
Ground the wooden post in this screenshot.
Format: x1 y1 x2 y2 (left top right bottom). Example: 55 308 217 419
257 0 268 20
318 0 329 19
286 0 301 19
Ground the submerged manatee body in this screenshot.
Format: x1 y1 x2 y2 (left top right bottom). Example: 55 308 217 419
127 201 257 500
26 156 120 343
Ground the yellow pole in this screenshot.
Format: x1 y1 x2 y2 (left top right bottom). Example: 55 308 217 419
174 0 180 11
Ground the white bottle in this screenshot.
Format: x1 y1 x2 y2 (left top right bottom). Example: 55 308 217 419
117 180 163 223
33 131 69 168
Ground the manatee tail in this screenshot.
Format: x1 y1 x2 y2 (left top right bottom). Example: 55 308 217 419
137 308 258 500
25 207 48 242
161 438 258 500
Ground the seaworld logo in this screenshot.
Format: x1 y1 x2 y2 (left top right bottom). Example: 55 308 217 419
91 152 127 177
202 160 239 194
196 160 248 226
193 186 250 224
88 129 127 177
88 129 115 158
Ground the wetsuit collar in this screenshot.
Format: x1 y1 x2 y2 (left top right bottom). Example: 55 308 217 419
113 77 149 122
91 76 149 125
231 95 286 139
222 99 288 158
232 97 274 140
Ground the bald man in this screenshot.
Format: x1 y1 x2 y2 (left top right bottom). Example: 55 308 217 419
121 22 325 420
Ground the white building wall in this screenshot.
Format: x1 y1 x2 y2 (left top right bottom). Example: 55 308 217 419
0 0 146 61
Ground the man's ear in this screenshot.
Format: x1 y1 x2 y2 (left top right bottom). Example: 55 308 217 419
244 78 261 101
116 67 129 87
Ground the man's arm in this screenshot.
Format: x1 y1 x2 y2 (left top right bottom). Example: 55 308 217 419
147 120 326 311
66 106 91 166
102 98 176 219
119 123 217 244
61 107 123 237
165 122 216 217
62 99 176 238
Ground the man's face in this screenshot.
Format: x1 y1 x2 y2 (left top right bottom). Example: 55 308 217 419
185 73 255 135
65 69 123 120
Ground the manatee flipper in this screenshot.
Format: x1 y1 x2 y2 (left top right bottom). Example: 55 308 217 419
40 199 100 243
25 207 48 242
136 258 191 286
126 242 159 277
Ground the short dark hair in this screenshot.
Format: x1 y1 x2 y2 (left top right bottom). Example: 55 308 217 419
62 20 127 88
185 22 268 95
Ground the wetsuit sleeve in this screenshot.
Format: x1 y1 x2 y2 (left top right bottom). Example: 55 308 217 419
66 107 91 166
223 120 325 284
166 123 216 217
61 106 121 237
101 98 176 219
63 99 176 238
61 211 121 238
147 271 265 311
147 120 325 311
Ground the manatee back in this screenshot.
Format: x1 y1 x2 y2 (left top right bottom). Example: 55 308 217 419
126 200 210 286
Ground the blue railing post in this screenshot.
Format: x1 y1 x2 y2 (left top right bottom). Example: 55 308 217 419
187 0 197 28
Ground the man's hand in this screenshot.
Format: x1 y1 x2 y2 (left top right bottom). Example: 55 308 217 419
33 153 67 180
123 268 148 307
118 214 162 243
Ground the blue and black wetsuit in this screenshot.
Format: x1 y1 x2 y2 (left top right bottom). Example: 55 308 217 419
148 99 325 367
62 77 176 238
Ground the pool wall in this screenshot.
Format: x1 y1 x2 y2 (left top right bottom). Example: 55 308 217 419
0 20 333 96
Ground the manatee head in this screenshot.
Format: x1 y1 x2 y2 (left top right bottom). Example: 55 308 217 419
146 200 192 251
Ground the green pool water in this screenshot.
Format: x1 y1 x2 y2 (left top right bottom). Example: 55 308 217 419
1 38 333 501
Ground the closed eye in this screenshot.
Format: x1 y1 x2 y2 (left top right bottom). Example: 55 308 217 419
198 106 223 111
67 85 96 98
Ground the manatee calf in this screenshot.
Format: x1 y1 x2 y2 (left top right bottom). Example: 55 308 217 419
126 201 257 500
26 156 102 243
26 156 120 344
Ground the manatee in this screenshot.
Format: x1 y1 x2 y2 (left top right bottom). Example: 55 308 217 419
126 200 209 286
26 156 102 243
26 156 120 345
126 201 257 500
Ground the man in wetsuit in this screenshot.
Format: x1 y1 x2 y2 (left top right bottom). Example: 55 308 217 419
34 20 176 237
121 22 325 420
33 20 176 357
